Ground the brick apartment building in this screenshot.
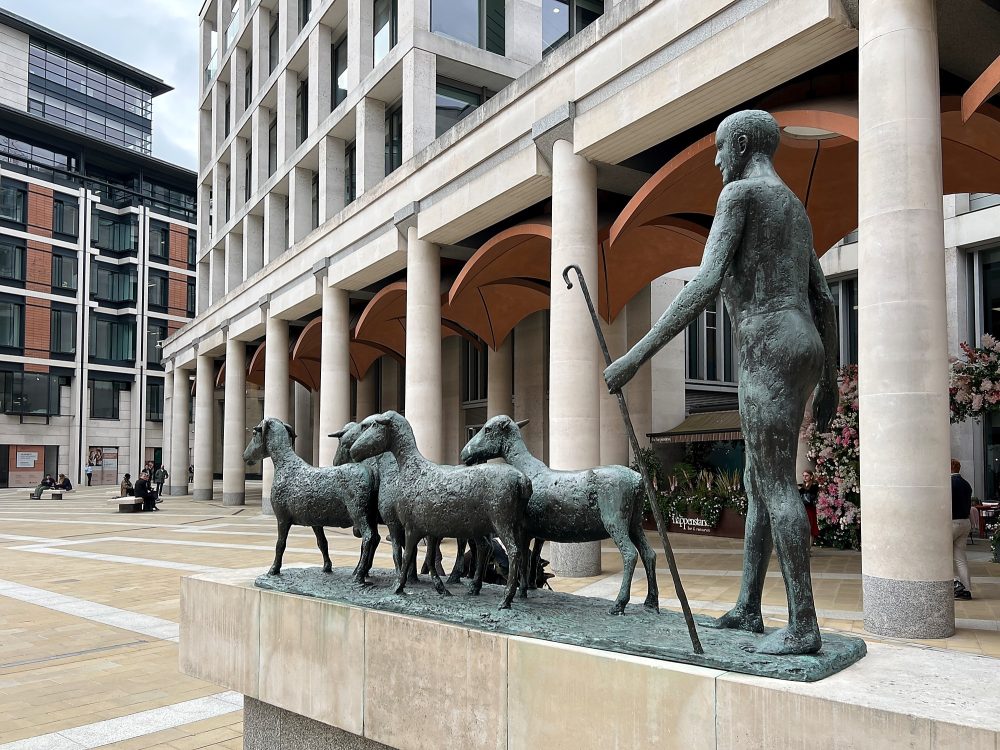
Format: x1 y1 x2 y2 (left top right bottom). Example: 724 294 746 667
0 8 197 487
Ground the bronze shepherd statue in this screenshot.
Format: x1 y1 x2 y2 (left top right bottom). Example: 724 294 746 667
605 109 839 655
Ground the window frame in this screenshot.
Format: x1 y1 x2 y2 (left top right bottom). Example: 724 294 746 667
384 103 403 176
332 35 349 108
52 196 80 238
89 378 128 420
50 306 76 356
430 0 505 55
373 0 398 64
0 238 26 284
0 299 24 349
148 269 169 311
148 219 170 260
345 141 357 204
434 77 486 137
0 182 27 226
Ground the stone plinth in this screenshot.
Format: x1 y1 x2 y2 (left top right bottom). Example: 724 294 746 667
180 570 1000 750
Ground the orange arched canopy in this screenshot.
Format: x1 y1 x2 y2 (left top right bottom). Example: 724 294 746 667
605 97 1000 321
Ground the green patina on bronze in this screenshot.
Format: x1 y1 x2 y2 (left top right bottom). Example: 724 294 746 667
256 566 866 682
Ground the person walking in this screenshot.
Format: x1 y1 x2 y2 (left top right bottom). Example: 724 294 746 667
799 470 821 543
952 459 974 600
84 461 93 486
153 465 168 496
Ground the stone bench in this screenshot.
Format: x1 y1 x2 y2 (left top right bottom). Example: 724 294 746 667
27 489 63 501
108 496 143 513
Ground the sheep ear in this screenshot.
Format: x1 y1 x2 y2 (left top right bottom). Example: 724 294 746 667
515 419 530 429
283 421 297 441
373 413 393 425
328 428 347 439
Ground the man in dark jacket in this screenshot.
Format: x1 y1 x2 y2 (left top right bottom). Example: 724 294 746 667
134 470 159 512
951 459 973 600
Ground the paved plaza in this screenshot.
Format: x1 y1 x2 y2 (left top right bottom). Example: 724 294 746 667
0 484 997 749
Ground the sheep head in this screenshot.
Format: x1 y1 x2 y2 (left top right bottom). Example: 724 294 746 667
460 415 528 465
350 411 397 462
243 417 297 464
330 421 362 466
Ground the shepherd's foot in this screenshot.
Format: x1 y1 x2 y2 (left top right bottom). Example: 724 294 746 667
753 623 822 655
712 605 764 633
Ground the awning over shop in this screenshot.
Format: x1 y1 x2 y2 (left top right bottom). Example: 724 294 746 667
650 410 743 444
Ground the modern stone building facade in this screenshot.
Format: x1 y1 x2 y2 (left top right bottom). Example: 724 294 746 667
172 0 1000 638
0 9 197 488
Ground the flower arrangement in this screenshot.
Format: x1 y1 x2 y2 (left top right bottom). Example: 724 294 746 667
804 365 861 550
659 466 746 528
950 335 1000 423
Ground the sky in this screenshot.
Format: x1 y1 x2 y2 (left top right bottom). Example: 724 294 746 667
3 0 200 170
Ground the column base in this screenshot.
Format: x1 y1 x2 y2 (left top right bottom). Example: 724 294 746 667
193 489 215 501
548 540 601 577
862 574 955 639
222 492 246 506
245 697 390 750
167 484 189 497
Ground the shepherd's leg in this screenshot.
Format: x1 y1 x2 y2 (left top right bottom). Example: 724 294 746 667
312 526 332 573
269 519 293 576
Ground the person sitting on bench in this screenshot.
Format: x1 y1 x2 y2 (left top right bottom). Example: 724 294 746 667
120 473 133 497
32 474 56 499
55 474 73 491
133 470 159 512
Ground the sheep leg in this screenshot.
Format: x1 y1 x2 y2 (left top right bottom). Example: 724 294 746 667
355 525 381 586
312 526 333 573
397 531 420 595
528 538 545 590
518 533 537 598
268 519 293 576
606 517 639 616
630 521 659 612
498 532 522 610
447 537 467 584
427 537 451 596
467 537 488 595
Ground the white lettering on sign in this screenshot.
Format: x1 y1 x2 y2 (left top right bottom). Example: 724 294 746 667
670 514 712 534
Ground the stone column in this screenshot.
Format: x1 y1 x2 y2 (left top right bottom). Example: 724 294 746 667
319 285 351 465
858 0 954 638
405 226 443 462
243 213 264 277
441 337 462 465
548 139 601 576
318 136 346 224
505 0 543 65
650 276 686 434
193 354 216 501
288 166 313 244
169 367 191 495
294 383 313 461
263 316 290 514
356 372 378 421
626 286 653 461
402 49 436 160
161 369 174 484
514 311 548 461
487 337 513 417
600 314 628 467
357 97 386 195
223 338 247 506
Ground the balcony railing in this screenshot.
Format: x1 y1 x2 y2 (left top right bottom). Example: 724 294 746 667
225 10 241 53
204 52 219 87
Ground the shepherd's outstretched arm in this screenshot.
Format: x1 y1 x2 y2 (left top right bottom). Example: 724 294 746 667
605 184 746 391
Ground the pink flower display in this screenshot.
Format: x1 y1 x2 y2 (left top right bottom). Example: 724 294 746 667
804 365 861 550
951 340 1000 423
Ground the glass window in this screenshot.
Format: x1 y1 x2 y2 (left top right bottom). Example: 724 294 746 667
51 252 77 291
269 13 280 72
461 338 487 402
0 240 25 282
52 197 79 236
224 92 231 138
431 0 504 54
186 278 196 315
88 316 136 362
244 58 253 110
89 378 124 419
299 0 311 29
50 308 76 354
296 78 309 146
91 212 138 253
373 0 397 64
148 220 170 259
333 36 349 107
311 172 319 229
90 262 138 304
146 379 164 421
148 270 169 309
268 112 278 176
542 0 602 55
0 184 26 224
147 320 167 366
0 301 24 347
435 81 482 136
345 142 357 204
187 229 197 267
385 105 402 175
245 142 253 202
0 371 61 416
432 0 480 46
